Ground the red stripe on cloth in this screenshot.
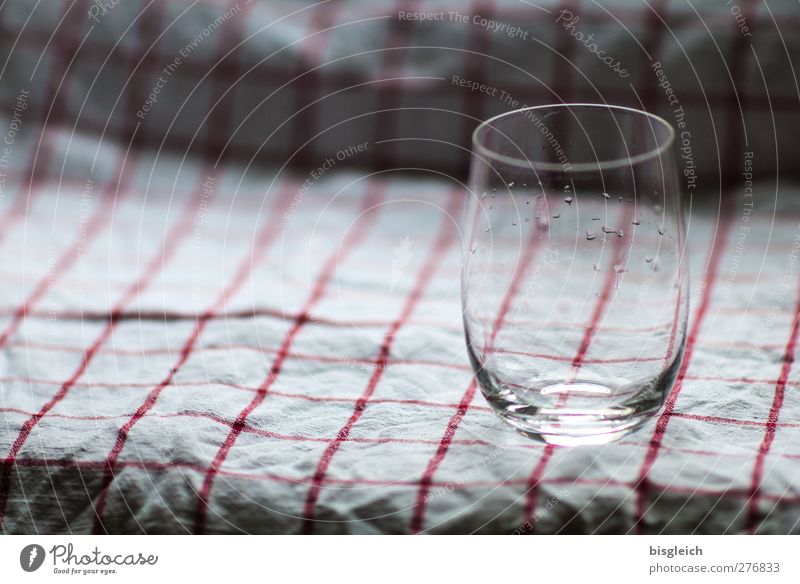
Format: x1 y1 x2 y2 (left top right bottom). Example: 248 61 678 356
15 404 800 458
289 1 343 170
0 171 203 527
13 455 800 503
410 216 545 533
89 181 296 533
191 184 389 533
0 1 89 247
11 404 800 459
632 212 734 533
522 203 634 531
551 0 581 105
0 148 139 349
724 0 759 185
637 0 671 111
371 0 419 169
300 191 460 533
745 280 800 532
462 0 494 140
202 0 257 163
515 0 583 529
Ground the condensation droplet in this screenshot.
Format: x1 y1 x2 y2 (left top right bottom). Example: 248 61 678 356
645 256 653 263
564 196 573 205
602 192 610 199
658 226 665 235
586 230 597 240
654 203 663 212
632 219 641 225
601 226 616 233
552 213 560 219
508 181 515 187
618 196 623 202
524 216 531 222
591 217 600 221
512 220 517 226
469 242 478 254
617 229 624 238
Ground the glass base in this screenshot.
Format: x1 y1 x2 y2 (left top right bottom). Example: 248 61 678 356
491 400 654 446
469 343 684 447
476 376 674 446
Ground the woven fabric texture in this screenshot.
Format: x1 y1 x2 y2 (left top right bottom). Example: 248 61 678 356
0 0 799 533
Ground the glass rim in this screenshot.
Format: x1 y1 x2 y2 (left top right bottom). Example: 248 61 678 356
471 103 677 173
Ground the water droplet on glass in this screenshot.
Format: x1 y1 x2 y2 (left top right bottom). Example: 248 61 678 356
658 226 665 236
564 196 573 205
654 203 663 212
591 217 600 221
469 242 478 254
524 216 531 222
552 213 560 219
617 229 624 238
564 184 571 190
586 230 597 240
618 196 623 202
602 192 610 199
508 181 515 187
537 215 550 230
601 226 616 234
526 200 531 205
613 265 627 290
593 263 599 271
480 191 488 199
645 256 653 263
632 219 641 225
484 227 491 232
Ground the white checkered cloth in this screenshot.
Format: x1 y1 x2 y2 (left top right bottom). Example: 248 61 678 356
1 0 799 533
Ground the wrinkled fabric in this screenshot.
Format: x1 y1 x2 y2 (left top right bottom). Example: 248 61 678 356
0 0 799 534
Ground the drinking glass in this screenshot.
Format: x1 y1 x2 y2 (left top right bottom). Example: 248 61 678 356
462 104 687 446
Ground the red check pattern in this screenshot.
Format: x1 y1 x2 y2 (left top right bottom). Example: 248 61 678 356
0 0 799 534
0 154 797 533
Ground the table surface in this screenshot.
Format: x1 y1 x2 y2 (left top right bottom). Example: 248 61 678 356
0 154 798 534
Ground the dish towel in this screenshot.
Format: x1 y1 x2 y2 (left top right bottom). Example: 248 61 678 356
1 0 800 533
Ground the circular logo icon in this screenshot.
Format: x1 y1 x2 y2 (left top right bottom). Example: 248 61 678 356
20 544 45 572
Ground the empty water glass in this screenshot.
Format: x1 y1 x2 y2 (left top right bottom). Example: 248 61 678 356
462 104 687 446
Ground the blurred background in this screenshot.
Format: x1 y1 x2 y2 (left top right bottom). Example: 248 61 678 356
2 0 800 535
0 0 797 194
